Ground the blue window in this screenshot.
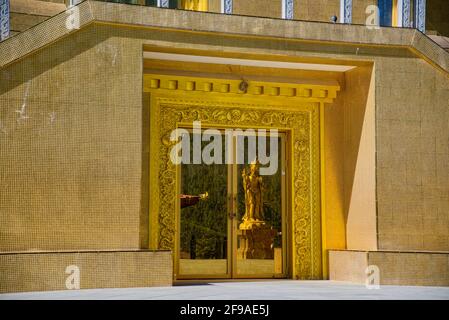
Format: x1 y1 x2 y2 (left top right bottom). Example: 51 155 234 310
379 0 393 26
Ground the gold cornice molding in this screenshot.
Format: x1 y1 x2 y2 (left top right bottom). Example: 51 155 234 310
143 74 340 104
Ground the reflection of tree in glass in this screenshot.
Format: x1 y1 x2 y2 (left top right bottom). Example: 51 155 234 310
180 135 283 259
181 135 228 260
181 162 228 259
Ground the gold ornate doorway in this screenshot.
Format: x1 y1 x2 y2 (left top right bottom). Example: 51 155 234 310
144 73 340 280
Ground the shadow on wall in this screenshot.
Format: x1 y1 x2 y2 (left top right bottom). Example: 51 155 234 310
324 64 376 252
343 66 377 251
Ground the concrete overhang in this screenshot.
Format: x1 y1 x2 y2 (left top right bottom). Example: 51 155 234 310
143 51 357 72
0 0 448 75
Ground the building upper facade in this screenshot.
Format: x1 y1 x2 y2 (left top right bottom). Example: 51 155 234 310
1 0 449 43
0 0 448 288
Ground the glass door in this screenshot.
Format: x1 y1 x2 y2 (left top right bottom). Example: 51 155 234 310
178 128 287 279
179 131 231 278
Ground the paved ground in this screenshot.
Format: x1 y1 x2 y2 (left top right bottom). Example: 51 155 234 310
1 281 449 300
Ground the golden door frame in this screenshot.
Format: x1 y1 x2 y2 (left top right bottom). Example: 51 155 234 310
144 73 340 279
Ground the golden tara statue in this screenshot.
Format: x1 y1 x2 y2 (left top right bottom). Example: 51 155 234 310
241 161 265 228
238 160 276 259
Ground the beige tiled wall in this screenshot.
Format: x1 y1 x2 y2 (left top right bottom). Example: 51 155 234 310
0 251 173 293
352 0 378 25
0 24 147 251
208 0 221 13
233 0 282 19
294 0 340 23
376 57 449 252
9 0 67 36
